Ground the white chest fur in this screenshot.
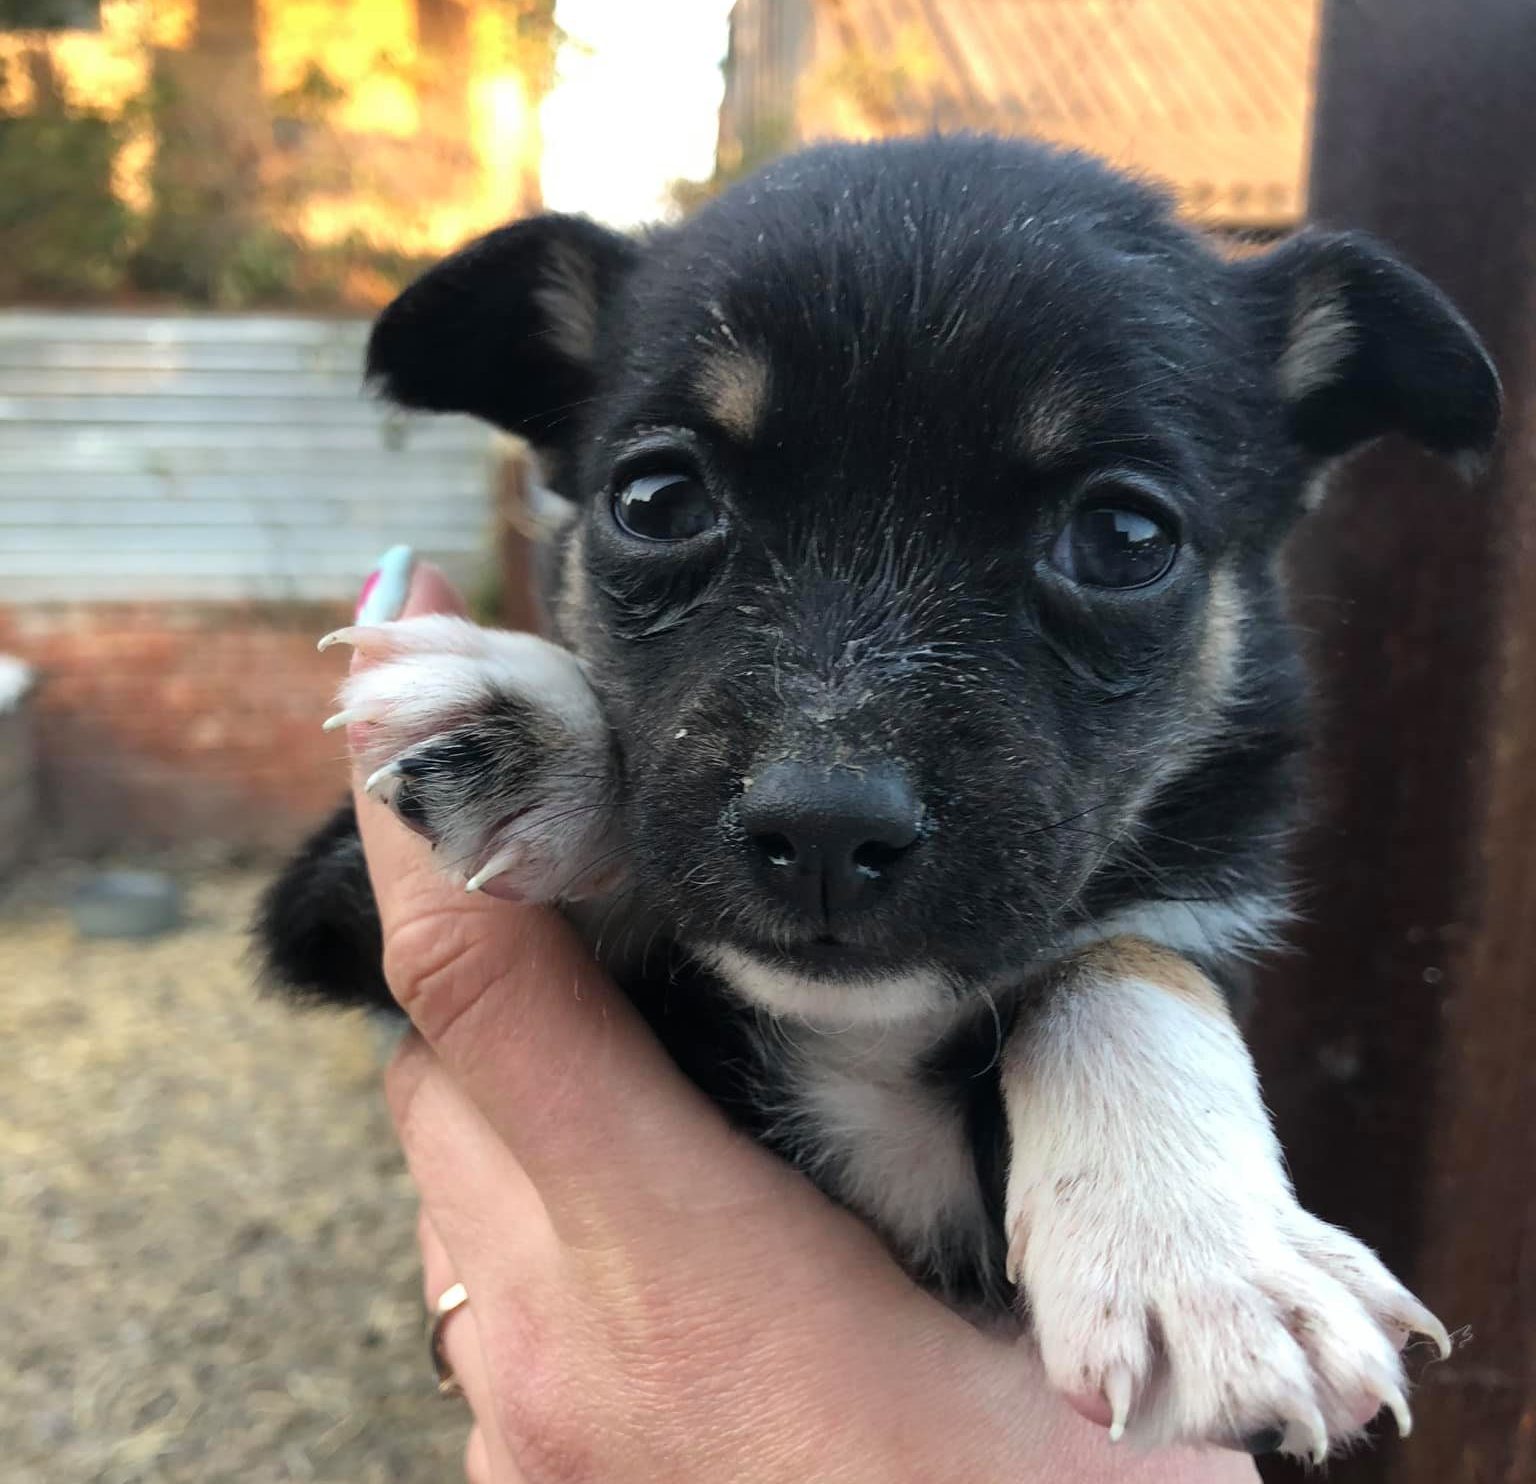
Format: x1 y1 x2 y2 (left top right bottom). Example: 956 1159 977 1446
761 1014 992 1273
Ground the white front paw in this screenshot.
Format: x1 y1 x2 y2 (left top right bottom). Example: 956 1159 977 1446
318 616 622 901
1003 951 1450 1461
1010 1190 1448 1460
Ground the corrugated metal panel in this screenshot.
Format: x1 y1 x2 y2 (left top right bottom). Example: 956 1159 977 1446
0 310 496 601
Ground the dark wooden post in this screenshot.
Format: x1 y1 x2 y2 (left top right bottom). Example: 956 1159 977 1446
1251 2 1536 1481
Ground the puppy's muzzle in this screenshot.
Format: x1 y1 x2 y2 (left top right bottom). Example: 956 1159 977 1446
737 759 923 923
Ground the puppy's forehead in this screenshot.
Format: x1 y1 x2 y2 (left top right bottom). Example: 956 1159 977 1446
623 145 1207 463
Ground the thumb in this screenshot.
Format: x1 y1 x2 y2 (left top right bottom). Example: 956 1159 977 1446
343 555 742 1226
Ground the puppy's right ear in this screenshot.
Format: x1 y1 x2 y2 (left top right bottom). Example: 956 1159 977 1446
366 214 637 444
1240 229 1501 473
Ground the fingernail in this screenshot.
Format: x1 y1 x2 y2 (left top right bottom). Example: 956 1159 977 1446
355 545 414 622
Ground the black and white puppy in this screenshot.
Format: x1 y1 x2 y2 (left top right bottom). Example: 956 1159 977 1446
258 135 1500 1461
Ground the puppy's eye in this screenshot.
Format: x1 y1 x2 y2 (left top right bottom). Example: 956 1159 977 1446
1051 505 1178 589
612 473 718 542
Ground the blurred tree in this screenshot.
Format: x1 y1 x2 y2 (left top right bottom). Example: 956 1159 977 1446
0 0 560 308
0 1 100 24
0 47 135 299
130 0 287 305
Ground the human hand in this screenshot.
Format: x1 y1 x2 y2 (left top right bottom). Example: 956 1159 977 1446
351 558 1258 1484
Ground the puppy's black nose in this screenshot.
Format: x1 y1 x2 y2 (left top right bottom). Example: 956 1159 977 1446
737 760 922 920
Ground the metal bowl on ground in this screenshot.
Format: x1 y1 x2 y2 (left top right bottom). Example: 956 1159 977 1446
71 871 183 940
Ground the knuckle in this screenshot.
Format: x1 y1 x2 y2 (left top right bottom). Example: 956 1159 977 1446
481 1317 599 1484
382 904 506 1048
507 1413 599 1484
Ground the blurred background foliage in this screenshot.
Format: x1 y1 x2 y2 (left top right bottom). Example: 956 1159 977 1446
0 0 559 308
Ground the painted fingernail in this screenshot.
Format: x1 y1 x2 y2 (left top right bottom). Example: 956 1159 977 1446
355 545 414 623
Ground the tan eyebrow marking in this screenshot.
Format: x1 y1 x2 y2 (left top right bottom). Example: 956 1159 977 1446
1199 565 1248 700
1017 378 1090 463
692 346 771 442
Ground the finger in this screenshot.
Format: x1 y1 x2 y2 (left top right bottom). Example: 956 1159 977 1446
425 1238 524 1484
419 1204 459 1312
423 1214 482 1405
465 1427 534 1484
350 570 752 1221
421 1214 510 1475
403 1077 547 1484
421 1211 481 1398
420 1210 483 1407
380 854 734 1207
330 555 513 955
389 1039 556 1289
394 560 467 623
464 1428 494 1484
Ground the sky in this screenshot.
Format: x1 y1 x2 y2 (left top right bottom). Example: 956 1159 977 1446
540 0 737 228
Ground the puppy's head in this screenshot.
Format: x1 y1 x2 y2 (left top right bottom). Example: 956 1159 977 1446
368 136 1499 1022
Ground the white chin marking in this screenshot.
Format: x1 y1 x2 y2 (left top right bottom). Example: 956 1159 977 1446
703 944 950 1024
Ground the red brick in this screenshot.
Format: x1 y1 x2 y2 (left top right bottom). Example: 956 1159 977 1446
0 599 352 851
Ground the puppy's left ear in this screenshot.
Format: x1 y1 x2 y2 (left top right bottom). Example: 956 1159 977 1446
1243 229 1501 472
365 214 638 446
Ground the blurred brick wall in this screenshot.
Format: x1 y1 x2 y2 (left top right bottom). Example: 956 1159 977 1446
0 600 352 855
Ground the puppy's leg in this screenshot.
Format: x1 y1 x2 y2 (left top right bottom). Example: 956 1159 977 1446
257 800 391 1008
318 615 621 901
1004 937 1449 1461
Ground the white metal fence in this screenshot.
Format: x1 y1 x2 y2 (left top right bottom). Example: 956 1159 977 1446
0 310 495 602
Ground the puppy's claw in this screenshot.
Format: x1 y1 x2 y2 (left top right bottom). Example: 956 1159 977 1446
1386 1298 1452 1360
322 709 363 733
319 623 417 657
1105 1365 1133 1443
465 849 521 894
363 762 401 799
1285 1407 1329 1466
1413 1310 1453 1361
1383 1383 1413 1439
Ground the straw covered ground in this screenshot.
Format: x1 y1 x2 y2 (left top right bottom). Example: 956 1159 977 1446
1 864 468 1483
